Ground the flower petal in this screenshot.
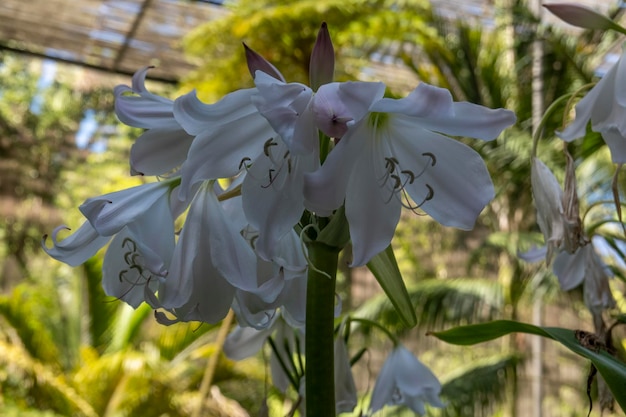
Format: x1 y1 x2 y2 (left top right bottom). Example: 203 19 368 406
303 118 367 216
129 127 194 176
557 75 607 141
242 139 316 261
42 222 110 266
79 180 176 236
373 83 515 141
599 127 626 163
224 325 274 360
345 132 402 266
391 117 495 230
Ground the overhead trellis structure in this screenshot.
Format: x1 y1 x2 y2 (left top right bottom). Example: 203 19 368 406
0 0 227 84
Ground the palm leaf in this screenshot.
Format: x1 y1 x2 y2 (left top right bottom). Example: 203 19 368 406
0 340 97 417
354 278 503 333
439 354 522 417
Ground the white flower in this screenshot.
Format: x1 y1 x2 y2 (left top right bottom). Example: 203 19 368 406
370 345 444 415
553 242 616 314
176 87 275 200
305 83 516 265
530 155 585 264
557 49 626 163
43 179 180 307
114 67 194 176
156 182 253 324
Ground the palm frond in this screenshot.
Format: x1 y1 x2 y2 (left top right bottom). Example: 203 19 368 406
82 257 118 352
438 353 522 417
0 284 62 367
0 340 98 417
354 278 503 333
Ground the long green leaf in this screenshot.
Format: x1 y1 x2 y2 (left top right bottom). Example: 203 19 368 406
430 320 626 412
366 245 416 328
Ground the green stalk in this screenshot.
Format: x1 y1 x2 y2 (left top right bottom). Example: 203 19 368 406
305 241 339 417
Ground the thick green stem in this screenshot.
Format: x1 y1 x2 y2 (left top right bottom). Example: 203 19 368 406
305 241 339 417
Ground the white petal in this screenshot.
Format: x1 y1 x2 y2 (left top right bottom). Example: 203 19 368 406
334 326 357 414
391 117 495 229
102 230 157 308
252 72 316 153
179 114 275 200
207 193 258 292
345 133 401 266
173 88 258 136
223 325 273 360
130 128 194 176
557 76 606 141
303 119 367 215
599 127 626 164
79 180 175 236
159 184 234 316
614 52 626 108
371 83 454 118
369 349 398 412
242 140 316 260
42 222 110 266
553 249 586 291
372 83 515 141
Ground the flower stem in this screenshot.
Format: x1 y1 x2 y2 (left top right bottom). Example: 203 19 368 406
305 240 339 417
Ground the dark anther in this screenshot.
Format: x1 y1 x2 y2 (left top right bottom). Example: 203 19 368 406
401 170 416 184
424 184 434 201
422 152 437 166
118 270 128 282
122 237 137 252
263 138 277 156
391 174 402 190
239 157 252 170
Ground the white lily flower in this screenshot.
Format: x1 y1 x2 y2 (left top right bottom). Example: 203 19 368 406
233 227 308 329
370 345 444 415
305 83 516 265
557 49 626 163
157 182 251 324
553 242 616 313
176 88 276 200
114 67 194 176
44 180 179 307
529 154 585 265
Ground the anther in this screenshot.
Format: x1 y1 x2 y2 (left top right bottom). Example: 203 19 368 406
422 152 436 166
239 157 252 170
263 138 277 156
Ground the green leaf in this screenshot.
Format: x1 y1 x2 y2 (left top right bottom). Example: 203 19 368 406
430 320 626 412
366 245 416 328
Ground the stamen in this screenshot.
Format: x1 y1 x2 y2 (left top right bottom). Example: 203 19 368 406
263 138 277 157
239 157 252 170
379 152 437 212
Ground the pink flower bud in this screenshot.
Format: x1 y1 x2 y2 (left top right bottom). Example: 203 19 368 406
243 43 285 82
309 22 335 90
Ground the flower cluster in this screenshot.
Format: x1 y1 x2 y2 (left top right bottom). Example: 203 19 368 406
43 23 515 415
43 23 514 328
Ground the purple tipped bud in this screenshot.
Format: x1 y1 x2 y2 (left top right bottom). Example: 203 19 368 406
544 3 620 31
243 43 285 82
309 22 335 90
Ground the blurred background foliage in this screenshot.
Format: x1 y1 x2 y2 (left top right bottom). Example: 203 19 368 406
1 0 625 416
